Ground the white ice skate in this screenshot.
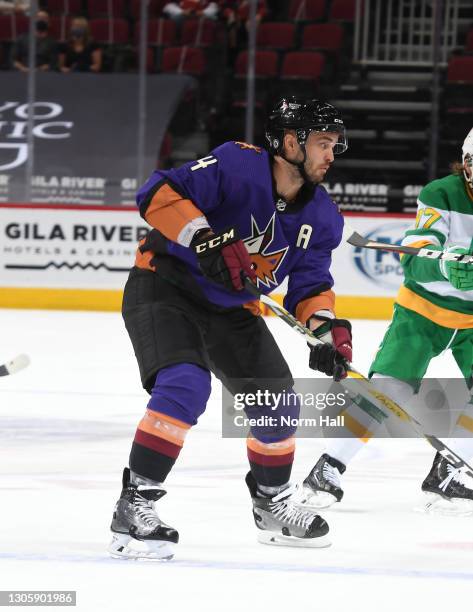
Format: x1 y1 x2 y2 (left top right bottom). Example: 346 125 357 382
292 453 346 510
246 472 331 548
108 468 178 560
420 452 473 516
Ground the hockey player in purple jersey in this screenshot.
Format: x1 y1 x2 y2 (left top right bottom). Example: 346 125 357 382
109 96 352 559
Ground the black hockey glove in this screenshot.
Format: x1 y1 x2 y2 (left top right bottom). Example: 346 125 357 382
192 227 256 291
308 316 352 382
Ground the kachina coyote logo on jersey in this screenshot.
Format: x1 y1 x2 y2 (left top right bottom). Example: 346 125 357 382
353 222 412 290
244 215 288 288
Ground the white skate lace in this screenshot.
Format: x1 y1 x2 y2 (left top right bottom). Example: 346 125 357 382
322 463 341 487
439 464 473 492
134 494 161 528
270 485 317 529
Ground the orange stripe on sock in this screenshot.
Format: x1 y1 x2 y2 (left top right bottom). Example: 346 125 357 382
457 414 473 433
137 410 191 447
246 436 295 456
341 411 373 440
144 183 204 242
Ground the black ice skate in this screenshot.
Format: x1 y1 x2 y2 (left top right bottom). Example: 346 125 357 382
293 454 346 510
421 452 473 516
108 468 179 560
246 472 330 547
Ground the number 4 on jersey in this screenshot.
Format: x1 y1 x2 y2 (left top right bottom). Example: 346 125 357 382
191 156 218 171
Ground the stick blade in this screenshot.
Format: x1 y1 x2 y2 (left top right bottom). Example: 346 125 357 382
343 224 401 252
345 229 370 248
0 354 30 377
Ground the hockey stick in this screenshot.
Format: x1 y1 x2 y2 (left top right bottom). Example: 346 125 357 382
244 280 473 478
342 222 473 264
0 354 30 377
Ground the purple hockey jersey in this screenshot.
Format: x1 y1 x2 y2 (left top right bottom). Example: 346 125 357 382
135 141 344 320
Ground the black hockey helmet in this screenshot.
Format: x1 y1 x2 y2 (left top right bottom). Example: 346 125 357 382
265 96 348 156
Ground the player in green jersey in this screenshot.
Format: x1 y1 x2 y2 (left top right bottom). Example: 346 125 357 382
299 128 473 515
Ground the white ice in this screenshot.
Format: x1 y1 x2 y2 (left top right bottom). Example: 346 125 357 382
0 309 472 611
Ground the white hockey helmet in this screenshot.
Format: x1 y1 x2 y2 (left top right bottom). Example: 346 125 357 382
462 127 473 188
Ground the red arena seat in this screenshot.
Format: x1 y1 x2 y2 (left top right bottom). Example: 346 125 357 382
49 15 72 41
161 46 206 75
134 19 176 46
180 18 217 47
87 0 126 18
0 14 28 41
288 0 326 22
329 0 359 22
234 50 278 77
465 29 473 53
130 0 168 19
89 18 130 45
447 56 473 83
302 23 344 52
280 51 325 80
257 22 295 50
46 0 82 14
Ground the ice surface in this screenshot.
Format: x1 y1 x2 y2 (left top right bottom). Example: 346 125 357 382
0 309 471 611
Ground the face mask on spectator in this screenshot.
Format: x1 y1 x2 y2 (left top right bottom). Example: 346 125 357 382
71 27 86 38
36 20 48 32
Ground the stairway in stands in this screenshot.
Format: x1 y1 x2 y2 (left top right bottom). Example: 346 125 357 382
325 0 473 213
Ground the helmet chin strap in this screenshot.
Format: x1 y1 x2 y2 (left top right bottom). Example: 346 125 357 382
295 142 309 182
281 142 315 185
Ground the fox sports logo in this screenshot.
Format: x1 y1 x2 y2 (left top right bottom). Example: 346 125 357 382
353 222 413 290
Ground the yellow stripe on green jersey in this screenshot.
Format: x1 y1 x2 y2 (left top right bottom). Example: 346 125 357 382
396 173 473 327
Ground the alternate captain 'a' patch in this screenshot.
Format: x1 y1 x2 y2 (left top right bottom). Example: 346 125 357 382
244 214 288 289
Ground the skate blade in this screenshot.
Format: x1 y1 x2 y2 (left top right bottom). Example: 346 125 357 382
416 492 473 517
294 489 338 510
108 532 175 561
257 530 331 548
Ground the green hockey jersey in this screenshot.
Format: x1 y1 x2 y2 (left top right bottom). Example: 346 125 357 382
396 173 473 329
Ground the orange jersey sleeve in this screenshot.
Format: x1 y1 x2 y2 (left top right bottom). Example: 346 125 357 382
144 183 207 244
295 290 336 324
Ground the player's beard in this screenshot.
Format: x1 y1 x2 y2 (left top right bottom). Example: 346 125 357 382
303 161 330 184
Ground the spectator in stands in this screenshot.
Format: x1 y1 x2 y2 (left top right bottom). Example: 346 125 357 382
12 9 56 72
221 1 267 64
162 1 219 21
0 0 29 14
220 0 267 31
58 17 102 73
